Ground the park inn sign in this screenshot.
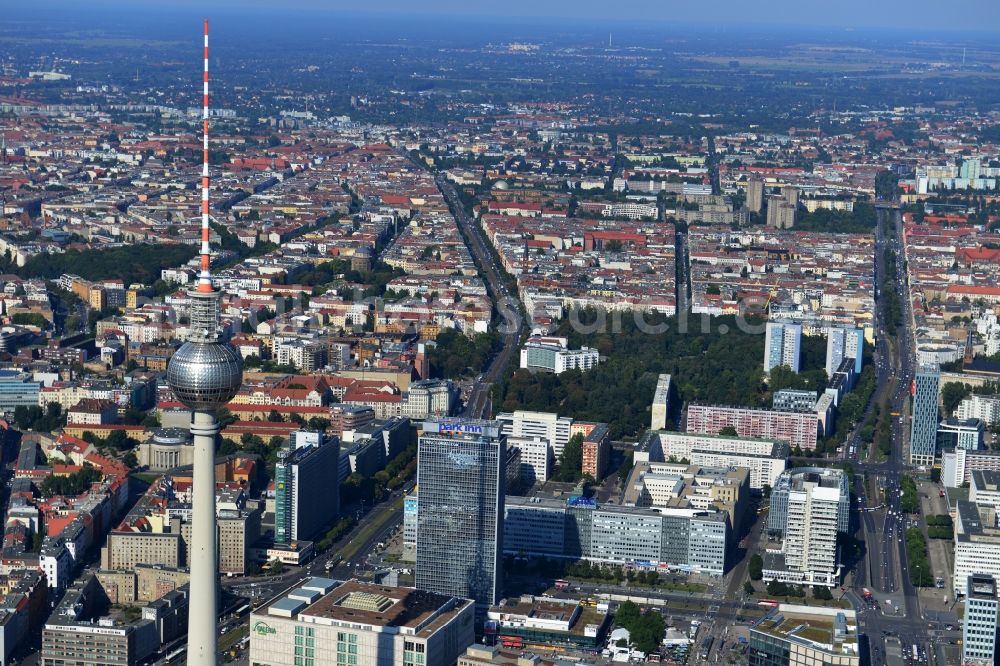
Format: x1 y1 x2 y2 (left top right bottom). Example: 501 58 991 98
423 419 501 438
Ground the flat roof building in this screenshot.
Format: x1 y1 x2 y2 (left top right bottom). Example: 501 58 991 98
486 595 610 650
943 447 1000 488
970 470 1000 510
623 461 750 532
953 501 1000 596
937 417 984 452
772 389 817 414
749 605 859 666
956 393 1000 425
502 495 728 575
764 321 802 374
826 327 863 378
519 337 599 375
765 468 849 588
686 404 818 451
275 432 341 545
496 410 572 459
42 575 186 666
249 578 475 666
638 430 789 491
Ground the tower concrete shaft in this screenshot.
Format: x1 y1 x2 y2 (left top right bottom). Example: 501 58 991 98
187 409 220 665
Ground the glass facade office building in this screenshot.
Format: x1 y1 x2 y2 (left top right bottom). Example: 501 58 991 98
910 364 941 466
0 370 39 414
274 435 341 545
415 419 505 608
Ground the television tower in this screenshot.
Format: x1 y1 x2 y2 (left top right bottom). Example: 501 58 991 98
165 19 243 666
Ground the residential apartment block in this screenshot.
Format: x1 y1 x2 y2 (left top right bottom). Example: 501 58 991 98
686 404 818 451
519 336 600 375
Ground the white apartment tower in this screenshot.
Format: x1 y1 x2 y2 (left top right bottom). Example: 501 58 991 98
764 321 802 374
768 477 842 587
495 410 573 458
651 373 672 431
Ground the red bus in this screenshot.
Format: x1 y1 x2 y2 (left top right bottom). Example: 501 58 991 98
500 636 524 649
554 579 570 590
758 599 779 608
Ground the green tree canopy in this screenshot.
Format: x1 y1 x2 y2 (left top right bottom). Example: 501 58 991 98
555 433 584 482
748 554 764 580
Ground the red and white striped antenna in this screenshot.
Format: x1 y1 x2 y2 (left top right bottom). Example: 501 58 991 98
198 18 213 293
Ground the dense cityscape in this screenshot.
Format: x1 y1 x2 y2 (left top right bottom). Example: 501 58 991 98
0 2 999 665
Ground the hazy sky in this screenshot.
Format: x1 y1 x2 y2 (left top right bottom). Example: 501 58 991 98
6 0 1000 33
175 0 1000 32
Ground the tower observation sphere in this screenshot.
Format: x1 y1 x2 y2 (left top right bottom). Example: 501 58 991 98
165 290 243 411
165 340 243 410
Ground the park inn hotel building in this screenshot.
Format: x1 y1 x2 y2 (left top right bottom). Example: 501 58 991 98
249 578 475 666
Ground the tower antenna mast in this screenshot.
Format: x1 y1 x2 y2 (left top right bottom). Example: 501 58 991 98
199 18 212 293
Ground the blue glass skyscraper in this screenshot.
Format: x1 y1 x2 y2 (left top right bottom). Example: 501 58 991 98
910 363 941 466
415 418 505 608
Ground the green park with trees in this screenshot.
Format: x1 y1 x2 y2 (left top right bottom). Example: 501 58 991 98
500 309 871 447
19 244 198 286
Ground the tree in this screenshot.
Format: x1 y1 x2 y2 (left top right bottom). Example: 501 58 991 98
308 417 330 431
428 329 501 380
218 438 238 456
500 311 779 439
40 464 102 497
555 433 584 482
121 407 147 426
941 382 973 416
105 430 134 451
875 169 899 200
813 586 833 600
718 426 739 437
613 601 665 653
11 312 49 328
748 554 764 580
614 600 641 629
19 244 199 286
216 407 237 428
743 580 755 595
